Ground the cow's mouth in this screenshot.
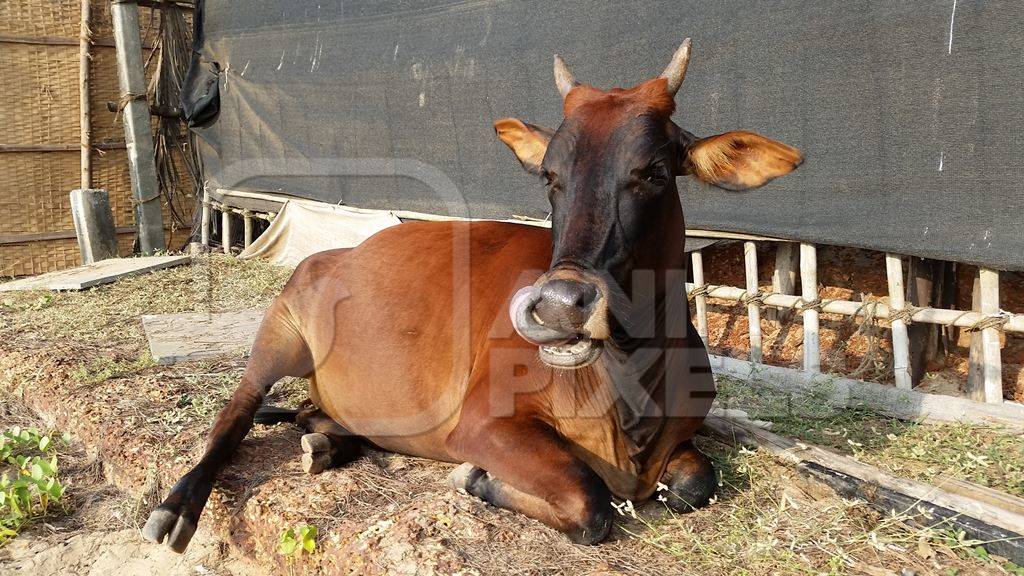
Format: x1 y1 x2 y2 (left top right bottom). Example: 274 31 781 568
510 286 604 369
539 336 603 369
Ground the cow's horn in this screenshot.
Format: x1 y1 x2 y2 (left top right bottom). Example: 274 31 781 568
659 38 692 96
553 54 579 99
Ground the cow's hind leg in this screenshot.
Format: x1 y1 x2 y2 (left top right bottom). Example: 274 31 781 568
661 440 717 512
295 408 361 474
143 303 312 552
446 418 613 545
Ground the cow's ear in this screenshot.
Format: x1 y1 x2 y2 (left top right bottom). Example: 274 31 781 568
684 130 803 190
494 118 555 175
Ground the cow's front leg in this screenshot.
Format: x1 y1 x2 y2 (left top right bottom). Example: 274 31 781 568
144 308 312 552
660 440 716 512
446 418 613 545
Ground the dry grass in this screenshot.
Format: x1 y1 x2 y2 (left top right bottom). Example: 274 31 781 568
0 256 1021 575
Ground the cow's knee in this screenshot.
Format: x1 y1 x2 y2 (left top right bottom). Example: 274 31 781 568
664 445 716 513
550 473 613 545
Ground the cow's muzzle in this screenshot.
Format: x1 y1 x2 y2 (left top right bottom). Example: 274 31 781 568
509 278 605 369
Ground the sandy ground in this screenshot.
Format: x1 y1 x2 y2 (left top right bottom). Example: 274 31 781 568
1 528 250 576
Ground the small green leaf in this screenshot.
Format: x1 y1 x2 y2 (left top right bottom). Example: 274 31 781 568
38 437 50 452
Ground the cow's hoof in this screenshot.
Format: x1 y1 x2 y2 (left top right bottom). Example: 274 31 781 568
301 452 333 474
447 462 485 492
665 455 717 513
301 432 332 454
143 507 197 553
142 470 211 553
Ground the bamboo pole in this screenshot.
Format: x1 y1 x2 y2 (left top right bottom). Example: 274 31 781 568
221 209 231 255
885 254 912 389
691 251 708 343
684 283 1024 333
967 268 1003 403
111 0 166 254
800 243 820 372
744 241 762 362
200 190 211 246
242 210 253 248
78 0 92 189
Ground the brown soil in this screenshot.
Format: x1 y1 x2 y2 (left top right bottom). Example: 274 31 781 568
699 242 1024 401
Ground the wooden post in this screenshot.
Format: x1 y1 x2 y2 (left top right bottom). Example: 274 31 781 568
78 0 91 189
800 243 820 373
967 268 1003 403
885 254 912 390
242 210 254 248
200 190 211 246
691 251 708 343
70 189 118 264
111 0 165 254
221 209 232 254
768 242 797 323
744 241 763 362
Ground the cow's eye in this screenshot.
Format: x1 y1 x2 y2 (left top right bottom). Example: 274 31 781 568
640 163 668 186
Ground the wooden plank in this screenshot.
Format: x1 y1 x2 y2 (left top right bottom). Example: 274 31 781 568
691 251 708 343
702 414 1024 564
885 254 912 390
0 256 190 291
800 243 820 372
709 354 1024 431
767 242 797 323
744 241 762 362
142 309 265 365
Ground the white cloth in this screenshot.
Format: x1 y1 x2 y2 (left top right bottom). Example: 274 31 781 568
238 201 401 267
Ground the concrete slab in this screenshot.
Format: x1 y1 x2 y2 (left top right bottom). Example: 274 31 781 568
0 255 191 292
142 309 265 364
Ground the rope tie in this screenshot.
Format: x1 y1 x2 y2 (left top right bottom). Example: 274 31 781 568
965 311 1011 333
687 285 711 301
740 290 767 306
795 297 824 312
888 304 923 325
117 92 147 113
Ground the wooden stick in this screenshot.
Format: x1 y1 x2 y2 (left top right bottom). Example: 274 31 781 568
709 353 1024 431
221 209 231 255
691 250 708 343
200 190 211 247
242 210 254 248
800 243 820 372
78 0 91 189
702 414 1024 563
968 268 1003 403
685 283 1024 334
767 242 797 323
0 141 126 153
886 254 912 390
744 241 762 362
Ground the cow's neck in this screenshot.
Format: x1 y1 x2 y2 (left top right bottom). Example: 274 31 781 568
600 275 684 459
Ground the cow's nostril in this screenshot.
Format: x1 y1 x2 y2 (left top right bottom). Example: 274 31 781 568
535 280 600 330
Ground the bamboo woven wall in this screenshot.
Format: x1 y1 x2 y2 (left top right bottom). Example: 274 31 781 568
0 1 193 277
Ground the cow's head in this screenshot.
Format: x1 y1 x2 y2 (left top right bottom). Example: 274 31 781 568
501 39 802 369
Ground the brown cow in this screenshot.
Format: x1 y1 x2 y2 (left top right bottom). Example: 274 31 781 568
144 38 802 551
